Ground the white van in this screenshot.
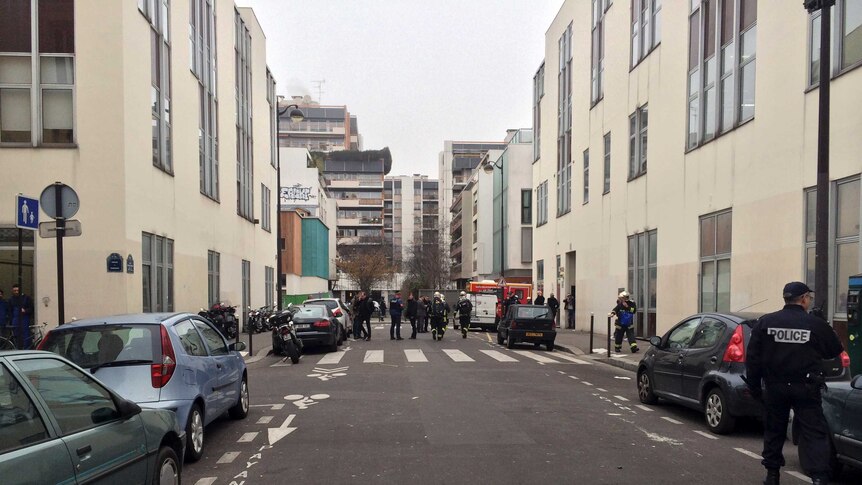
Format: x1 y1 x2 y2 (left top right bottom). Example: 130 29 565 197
470 293 499 331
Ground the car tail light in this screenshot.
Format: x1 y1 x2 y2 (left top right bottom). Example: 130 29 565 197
36 331 51 350
313 320 330 328
841 351 850 368
151 326 176 388
332 308 342 317
510 321 517 329
722 325 745 363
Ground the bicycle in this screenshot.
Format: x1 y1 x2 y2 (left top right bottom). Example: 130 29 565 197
0 322 48 351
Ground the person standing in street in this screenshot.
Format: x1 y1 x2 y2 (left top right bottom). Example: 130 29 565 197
456 291 473 339
608 291 638 353
565 294 576 329
352 292 369 340
745 282 844 485
405 293 418 339
547 293 560 327
379 298 387 322
9 284 33 349
389 292 404 340
429 292 448 341
0 289 11 338
416 296 428 333
534 290 545 306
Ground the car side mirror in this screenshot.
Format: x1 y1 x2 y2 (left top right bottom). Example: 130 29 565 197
230 341 247 352
852 375 862 390
649 336 662 348
115 396 142 420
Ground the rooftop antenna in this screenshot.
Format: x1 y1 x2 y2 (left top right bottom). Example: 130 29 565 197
311 79 326 104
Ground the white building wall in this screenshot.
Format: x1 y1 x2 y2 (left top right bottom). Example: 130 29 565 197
474 152 500 279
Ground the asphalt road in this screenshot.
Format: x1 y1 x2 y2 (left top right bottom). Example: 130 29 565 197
185 327 862 484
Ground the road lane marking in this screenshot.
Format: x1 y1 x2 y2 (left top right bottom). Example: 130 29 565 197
614 395 630 402
512 350 561 364
256 416 274 425
238 432 259 443
582 381 594 386
568 375 580 380
442 349 475 362
552 353 593 365
661 417 683 425
785 471 812 483
194 479 217 485
217 452 240 464
480 350 519 362
734 448 762 460
404 349 428 362
317 351 347 365
596 388 608 392
692 430 719 440
249 403 285 410
635 405 653 412
364 350 384 363
485 333 493 343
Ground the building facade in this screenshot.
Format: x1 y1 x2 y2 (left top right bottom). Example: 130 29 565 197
534 0 862 339
0 1 280 326
384 175 440 265
278 95 362 152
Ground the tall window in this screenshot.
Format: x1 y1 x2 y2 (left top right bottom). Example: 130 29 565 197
142 232 174 313
629 105 648 179
583 149 590 204
192 0 218 199
628 230 657 337
235 10 254 220
0 0 75 146
533 63 544 162
808 2 862 87
536 181 549 226
207 250 220 306
521 189 532 224
261 184 271 232
266 69 277 168
700 210 732 312
537 259 545 282
687 0 757 150
631 0 662 67
241 260 250 331
142 0 172 172
804 177 861 318
603 132 611 194
557 24 573 217
265 266 274 308
591 0 609 104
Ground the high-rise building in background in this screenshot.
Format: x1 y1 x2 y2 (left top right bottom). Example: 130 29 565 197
278 95 363 152
384 175 440 265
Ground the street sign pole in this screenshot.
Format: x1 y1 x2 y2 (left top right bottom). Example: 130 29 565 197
17 229 23 289
55 183 66 326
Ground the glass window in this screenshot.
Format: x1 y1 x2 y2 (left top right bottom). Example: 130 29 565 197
837 179 860 238
690 318 726 349
0 0 31 52
42 89 73 143
0 363 49 453
174 320 208 356
521 189 532 224
603 132 611 194
41 325 158 369
38 0 75 53
843 0 862 68
583 149 590 204
0 88 31 143
193 320 228 356
667 318 701 350
701 261 716 312
629 106 648 178
700 210 732 312
16 358 119 435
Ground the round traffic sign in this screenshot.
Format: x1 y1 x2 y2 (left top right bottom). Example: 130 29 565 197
40 183 80 220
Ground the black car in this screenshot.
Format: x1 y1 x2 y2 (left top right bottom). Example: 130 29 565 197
636 312 851 434
821 375 862 478
291 305 344 352
496 304 556 351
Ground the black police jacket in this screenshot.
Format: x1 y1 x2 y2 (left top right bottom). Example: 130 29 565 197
746 304 843 386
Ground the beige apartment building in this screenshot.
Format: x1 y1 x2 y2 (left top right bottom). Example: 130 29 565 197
534 0 861 338
0 1 280 327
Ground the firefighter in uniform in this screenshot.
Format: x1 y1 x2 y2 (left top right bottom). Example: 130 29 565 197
456 291 473 339
608 291 639 353
430 293 448 341
746 282 844 485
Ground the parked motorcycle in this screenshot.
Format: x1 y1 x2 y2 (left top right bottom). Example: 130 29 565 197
199 303 239 339
248 305 276 334
270 304 302 364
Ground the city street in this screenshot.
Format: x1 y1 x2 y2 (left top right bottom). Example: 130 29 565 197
184 328 861 485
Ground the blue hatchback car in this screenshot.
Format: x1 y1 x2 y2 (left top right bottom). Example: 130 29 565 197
39 312 249 462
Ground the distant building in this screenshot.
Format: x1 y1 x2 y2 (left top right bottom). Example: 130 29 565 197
278 95 362 152
384 175 440 265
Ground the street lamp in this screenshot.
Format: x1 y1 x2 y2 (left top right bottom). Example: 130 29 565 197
276 96 305 311
483 159 504 283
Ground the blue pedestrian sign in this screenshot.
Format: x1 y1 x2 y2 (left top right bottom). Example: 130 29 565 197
15 195 39 230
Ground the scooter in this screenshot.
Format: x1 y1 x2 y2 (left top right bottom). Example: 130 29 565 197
271 304 302 364
199 303 239 339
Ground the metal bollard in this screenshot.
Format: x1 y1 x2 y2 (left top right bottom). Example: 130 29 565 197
607 316 612 358
589 313 594 354
248 315 254 356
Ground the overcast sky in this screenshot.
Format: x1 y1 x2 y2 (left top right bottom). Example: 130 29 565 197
240 0 563 178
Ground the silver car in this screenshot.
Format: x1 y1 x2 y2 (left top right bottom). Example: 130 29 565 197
304 298 353 339
39 312 249 462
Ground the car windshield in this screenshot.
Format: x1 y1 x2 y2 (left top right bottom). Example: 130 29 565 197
296 306 326 318
40 325 158 369
515 307 553 319
306 300 338 310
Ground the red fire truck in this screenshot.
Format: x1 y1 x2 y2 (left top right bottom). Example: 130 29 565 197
466 281 532 322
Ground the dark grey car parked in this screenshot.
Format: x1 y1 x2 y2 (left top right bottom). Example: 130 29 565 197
636 312 850 434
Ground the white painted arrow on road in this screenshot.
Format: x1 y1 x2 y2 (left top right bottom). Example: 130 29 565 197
268 414 297 446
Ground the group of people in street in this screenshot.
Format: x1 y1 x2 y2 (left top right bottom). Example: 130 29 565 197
349 291 478 342
0 284 34 349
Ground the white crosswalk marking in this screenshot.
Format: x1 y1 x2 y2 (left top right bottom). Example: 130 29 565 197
217 452 240 464
734 447 762 460
364 350 384 363
785 471 812 483
317 351 347 365
614 395 629 402
635 405 653 412
480 350 519 362
512 350 561 364
442 349 475 362
238 432 259 443
404 349 428 362
552 353 592 364
661 417 683 425
692 430 719 440
194 479 217 485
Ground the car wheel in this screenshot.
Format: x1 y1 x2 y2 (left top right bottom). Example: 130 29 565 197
533 342 541 349
497 332 504 345
547 342 554 352
506 335 516 349
286 340 300 364
185 404 205 462
228 375 249 420
637 369 659 405
704 387 736 434
152 445 180 485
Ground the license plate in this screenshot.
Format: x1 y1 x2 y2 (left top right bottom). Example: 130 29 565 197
294 324 310 329
526 332 543 337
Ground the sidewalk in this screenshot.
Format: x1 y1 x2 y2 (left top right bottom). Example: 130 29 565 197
552 328 642 373
235 330 274 364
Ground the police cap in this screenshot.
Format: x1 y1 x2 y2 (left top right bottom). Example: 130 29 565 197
782 281 813 299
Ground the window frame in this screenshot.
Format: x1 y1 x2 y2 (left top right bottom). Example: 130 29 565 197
628 105 648 180
699 209 733 313
628 229 657 337
557 24 573 218
591 0 609 106
146 0 172 174
521 189 532 224
583 148 590 204
0 362 50 453
207 250 220 307
536 181 549 227
192 0 219 200
261 184 271 232
235 9 254 221
603 132 611 194
807 2 862 89
631 0 662 69
142 232 174 313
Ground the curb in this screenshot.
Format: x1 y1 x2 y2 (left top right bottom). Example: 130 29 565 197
245 345 273 364
555 342 639 373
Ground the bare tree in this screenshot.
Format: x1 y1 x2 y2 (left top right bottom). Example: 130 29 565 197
336 245 396 293
402 223 451 291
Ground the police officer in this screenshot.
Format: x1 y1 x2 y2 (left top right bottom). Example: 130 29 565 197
746 282 844 485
